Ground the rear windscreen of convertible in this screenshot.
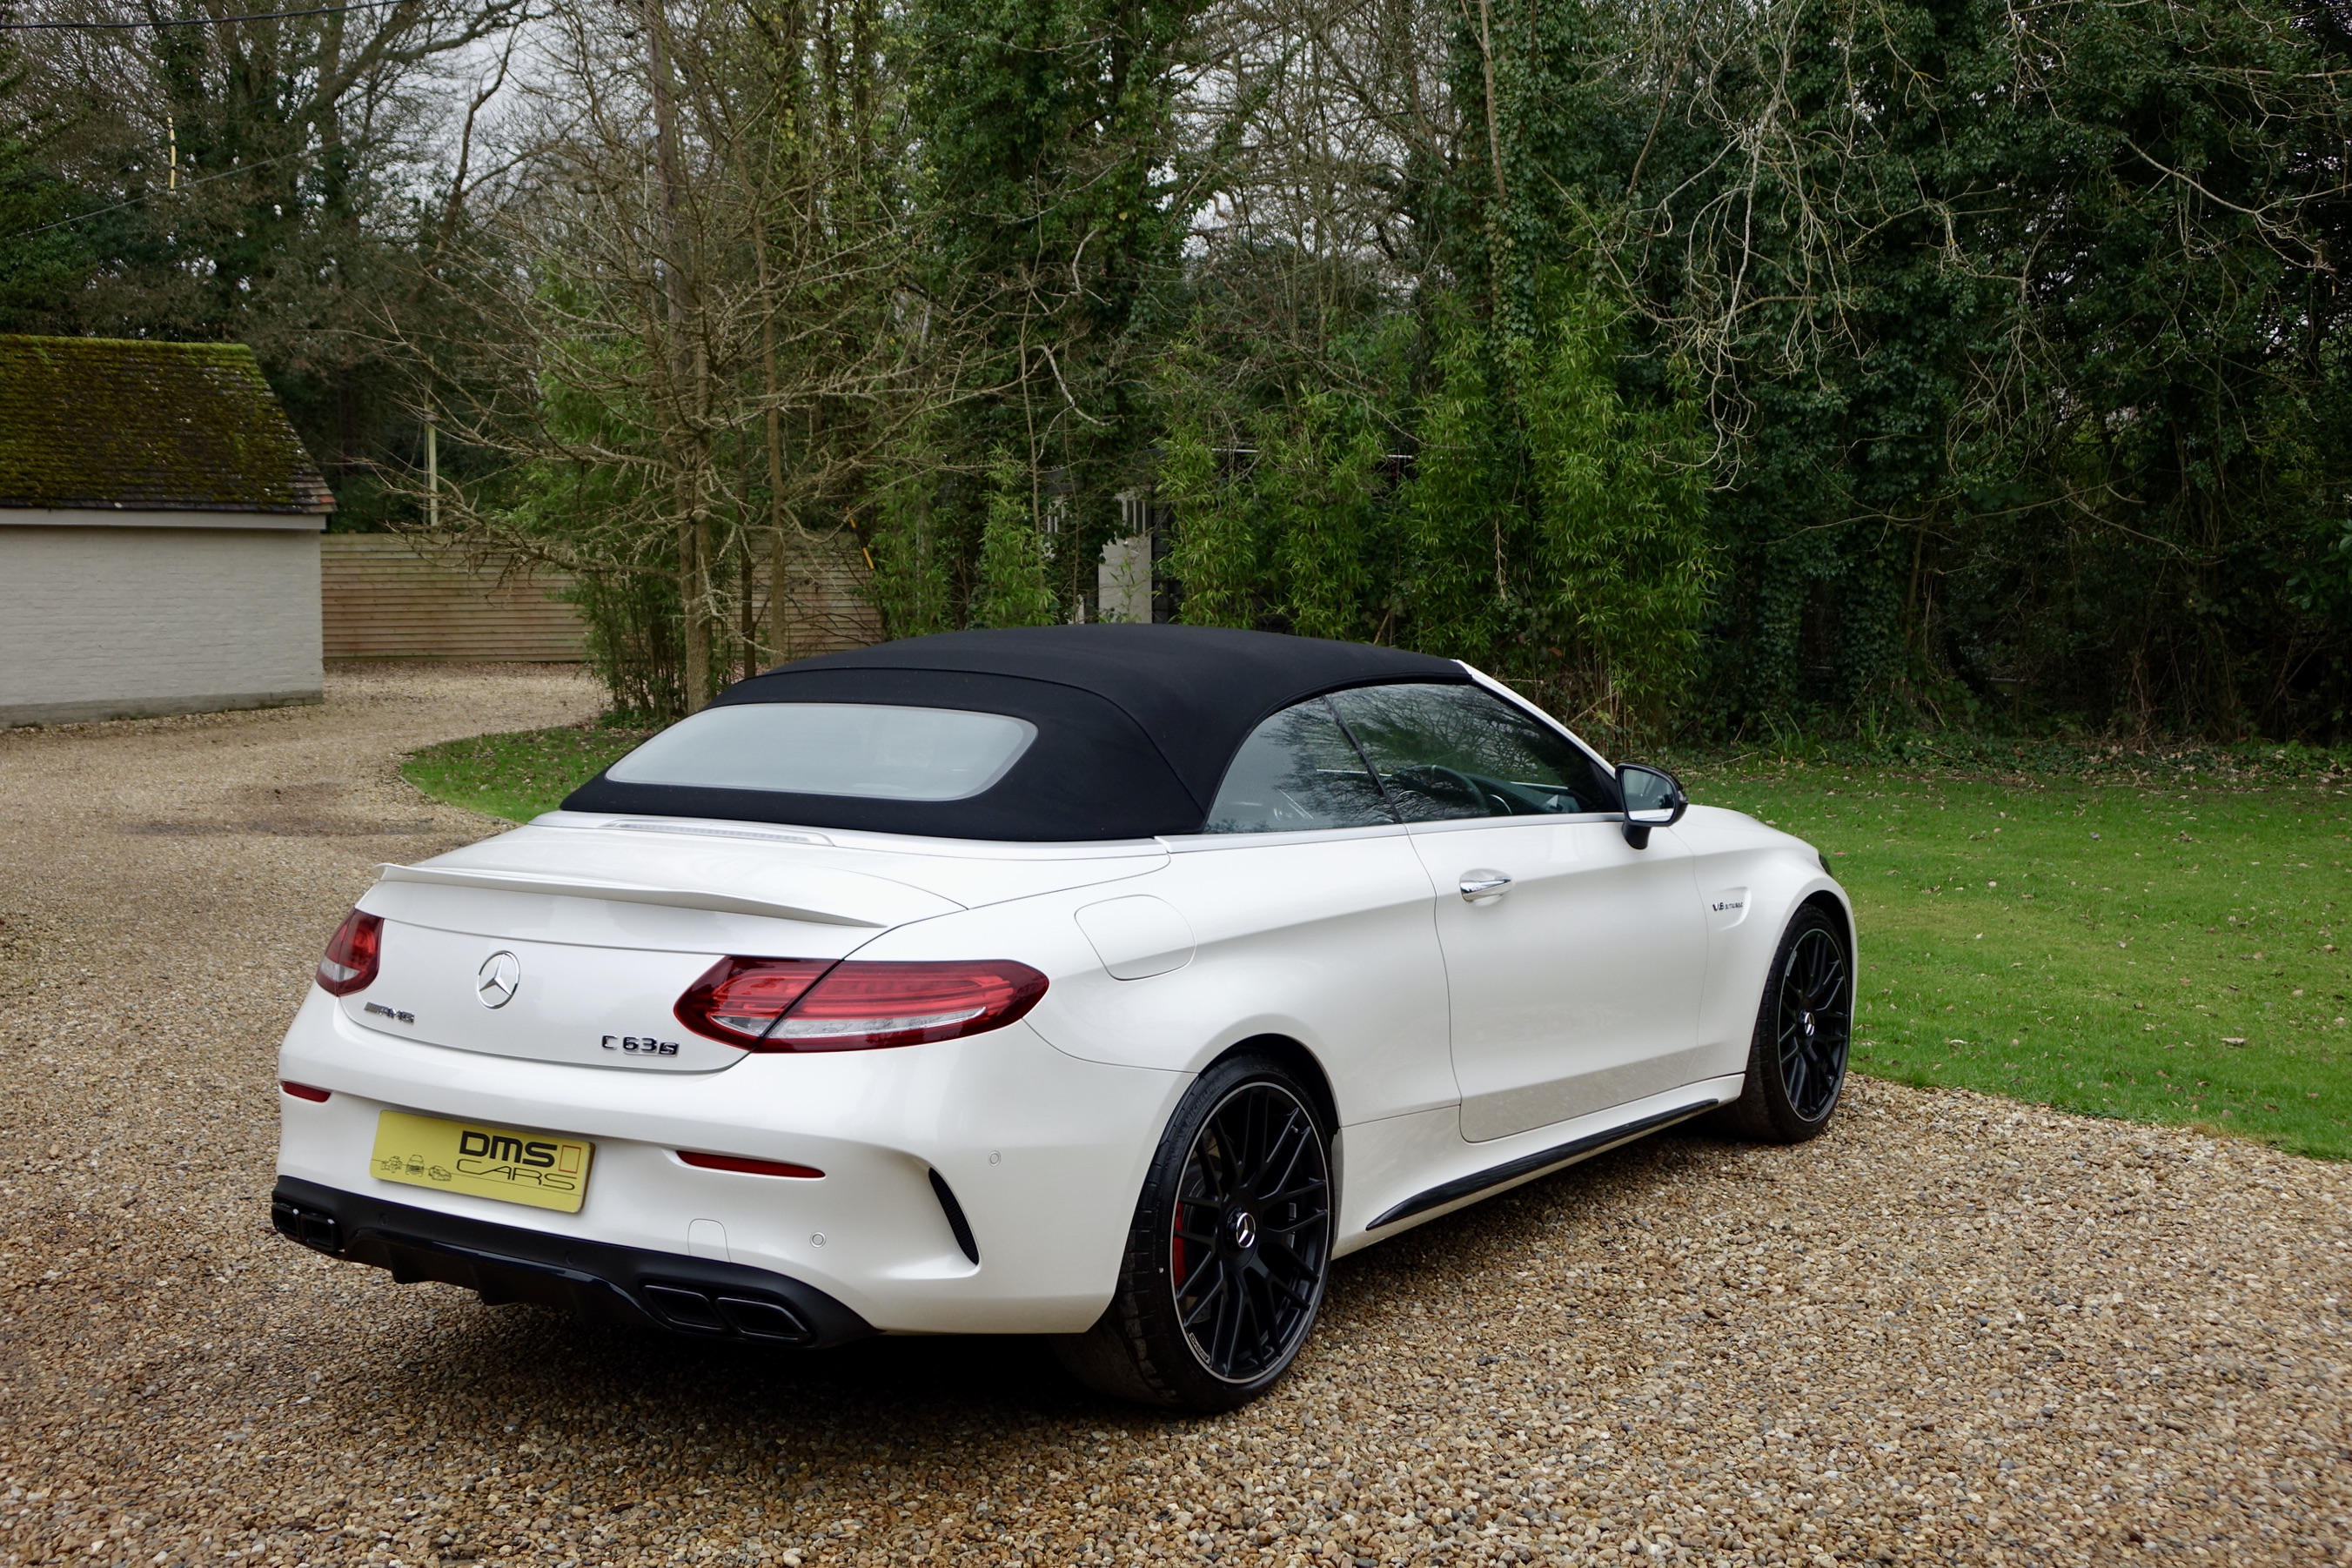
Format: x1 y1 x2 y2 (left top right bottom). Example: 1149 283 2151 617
605 703 1039 801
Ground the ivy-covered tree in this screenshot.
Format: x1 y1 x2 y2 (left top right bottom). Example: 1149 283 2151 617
875 0 1203 627
1609 0 2352 735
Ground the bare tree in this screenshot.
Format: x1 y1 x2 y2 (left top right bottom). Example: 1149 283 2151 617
1 0 533 489
407 0 920 712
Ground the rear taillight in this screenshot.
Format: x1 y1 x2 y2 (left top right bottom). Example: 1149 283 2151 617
674 956 836 1045
767 959 1049 1050
674 957 1049 1052
316 909 383 996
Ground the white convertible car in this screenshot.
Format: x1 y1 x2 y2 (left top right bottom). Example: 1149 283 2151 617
272 626 1853 1410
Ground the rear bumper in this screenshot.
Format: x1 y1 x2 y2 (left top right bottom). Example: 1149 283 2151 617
275 988 1185 1334
272 1176 874 1347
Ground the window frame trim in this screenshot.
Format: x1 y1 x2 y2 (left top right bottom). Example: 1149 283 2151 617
1160 816 1417 853
1393 808 1627 839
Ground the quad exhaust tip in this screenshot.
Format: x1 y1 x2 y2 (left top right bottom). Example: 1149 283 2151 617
640 1283 814 1343
271 1197 342 1254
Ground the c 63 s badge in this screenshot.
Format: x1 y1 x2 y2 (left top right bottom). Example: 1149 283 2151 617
603 1035 681 1057
369 1110 593 1214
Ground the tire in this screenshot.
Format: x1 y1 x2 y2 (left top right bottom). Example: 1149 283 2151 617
1053 1055 1335 1411
1715 902 1854 1143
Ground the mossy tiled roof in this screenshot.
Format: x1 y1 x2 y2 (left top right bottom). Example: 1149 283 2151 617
0 335 334 514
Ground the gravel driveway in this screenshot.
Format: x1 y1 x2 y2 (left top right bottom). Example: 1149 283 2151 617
3 666 2348 1567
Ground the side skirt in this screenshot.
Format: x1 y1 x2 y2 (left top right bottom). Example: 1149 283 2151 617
1363 1099 1718 1232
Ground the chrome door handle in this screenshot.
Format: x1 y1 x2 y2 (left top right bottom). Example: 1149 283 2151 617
1458 870 1512 901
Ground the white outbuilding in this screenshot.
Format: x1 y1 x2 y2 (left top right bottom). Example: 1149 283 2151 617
0 335 336 726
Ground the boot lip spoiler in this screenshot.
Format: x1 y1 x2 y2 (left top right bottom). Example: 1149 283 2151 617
372 863 891 928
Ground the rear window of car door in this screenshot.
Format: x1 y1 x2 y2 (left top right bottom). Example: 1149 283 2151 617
1326 684 1618 821
1206 698 1397 833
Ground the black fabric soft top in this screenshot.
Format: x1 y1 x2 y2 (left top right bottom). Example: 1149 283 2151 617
561 625 1471 841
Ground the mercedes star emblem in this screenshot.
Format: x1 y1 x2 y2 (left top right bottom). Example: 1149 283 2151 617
475 950 521 1009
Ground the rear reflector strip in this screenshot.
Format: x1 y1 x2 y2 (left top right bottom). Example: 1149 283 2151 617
676 1150 825 1180
280 1081 332 1102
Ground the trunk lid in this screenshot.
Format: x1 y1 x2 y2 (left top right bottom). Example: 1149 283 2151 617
341 814 1168 1072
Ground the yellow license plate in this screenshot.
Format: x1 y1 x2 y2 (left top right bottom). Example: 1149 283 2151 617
369 1110 593 1214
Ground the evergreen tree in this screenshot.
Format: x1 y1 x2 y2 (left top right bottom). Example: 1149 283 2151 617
969 448 1062 627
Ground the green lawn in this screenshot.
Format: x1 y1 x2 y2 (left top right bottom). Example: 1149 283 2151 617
1684 762 2352 1158
405 724 2352 1157
402 724 651 824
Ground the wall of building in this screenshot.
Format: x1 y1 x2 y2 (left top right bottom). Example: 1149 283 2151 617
0 520 885 727
0 516 323 726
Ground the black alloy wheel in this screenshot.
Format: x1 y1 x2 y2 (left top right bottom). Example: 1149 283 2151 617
1054 1056 1334 1411
1169 1081 1331 1382
1716 903 1853 1142
1776 922 1851 1120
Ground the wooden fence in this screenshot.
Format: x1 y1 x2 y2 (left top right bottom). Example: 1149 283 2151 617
322 535 583 661
767 536 886 660
320 533 880 663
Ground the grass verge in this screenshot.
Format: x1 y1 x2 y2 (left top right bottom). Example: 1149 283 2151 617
402 724 652 824
405 723 2352 1156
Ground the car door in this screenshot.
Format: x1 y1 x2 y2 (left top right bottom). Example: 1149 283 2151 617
1327 683 1708 1142
1163 695 1457 1124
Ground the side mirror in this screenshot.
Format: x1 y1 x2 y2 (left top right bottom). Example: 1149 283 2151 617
1617 763 1687 848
